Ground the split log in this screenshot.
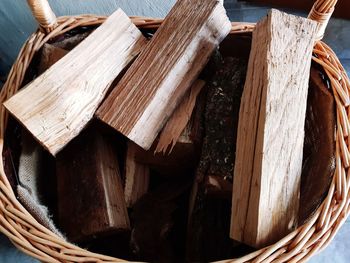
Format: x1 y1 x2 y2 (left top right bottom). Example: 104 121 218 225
132 85 206 177
4 9 147 155
96 0 231 150
231 9 318 248
38 44 68 74
299 66 335 222
56 127 129 242
187 54 248 262
124 141 150 208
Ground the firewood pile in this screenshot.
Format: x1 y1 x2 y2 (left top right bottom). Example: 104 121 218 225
2 0 336 262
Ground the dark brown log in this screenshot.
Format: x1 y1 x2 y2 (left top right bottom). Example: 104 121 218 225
56 126 129 242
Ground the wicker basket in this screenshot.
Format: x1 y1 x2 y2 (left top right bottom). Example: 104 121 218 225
0 0 349 262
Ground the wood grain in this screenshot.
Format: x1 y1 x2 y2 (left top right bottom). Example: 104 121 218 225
230 9 318 248
96 0 231 150
155 79 205 154
3 8 147 155
56 127 129 242
124 141 150 208
131 88 205 177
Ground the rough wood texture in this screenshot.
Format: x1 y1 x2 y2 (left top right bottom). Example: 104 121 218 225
38 44 68 74
133 132 201 177
96 0 231 150
124 141 150 208
4 9 147 155
231 9 318 248
299 66 335 223
56 127 129 242
132 88 205 177
155 79 205 154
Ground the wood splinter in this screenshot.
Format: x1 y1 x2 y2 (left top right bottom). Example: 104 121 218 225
132 80 206 177
155 79 205 154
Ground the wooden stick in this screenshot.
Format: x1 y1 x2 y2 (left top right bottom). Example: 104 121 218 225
4 9 147 155
155 79 205 154
231 9 318 248
56 127 129 242
96 0 231 150
124 141 150 208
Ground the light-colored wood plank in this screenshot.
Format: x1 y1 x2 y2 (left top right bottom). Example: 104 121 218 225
3 8 147 155
124 141 150 208
155 79 205 154
96 0 231 150
230 9 318 248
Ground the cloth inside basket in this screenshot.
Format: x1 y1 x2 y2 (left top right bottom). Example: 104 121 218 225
17 131 64 238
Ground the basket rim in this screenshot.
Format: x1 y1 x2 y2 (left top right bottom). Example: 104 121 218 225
0 14 349 263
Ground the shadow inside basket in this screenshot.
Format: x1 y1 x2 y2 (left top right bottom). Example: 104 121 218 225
2 26 336 262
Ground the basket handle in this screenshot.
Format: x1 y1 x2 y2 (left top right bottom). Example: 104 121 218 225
308 0 338 40
27 0 57 33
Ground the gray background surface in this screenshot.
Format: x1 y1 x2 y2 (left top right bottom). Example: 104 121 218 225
0 0 349 262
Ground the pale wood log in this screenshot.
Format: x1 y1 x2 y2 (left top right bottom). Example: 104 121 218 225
155 79 205 154
96 0 231 150
124 141 150 208
56 127 130 242
230 9 318 248
3 9 147 155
